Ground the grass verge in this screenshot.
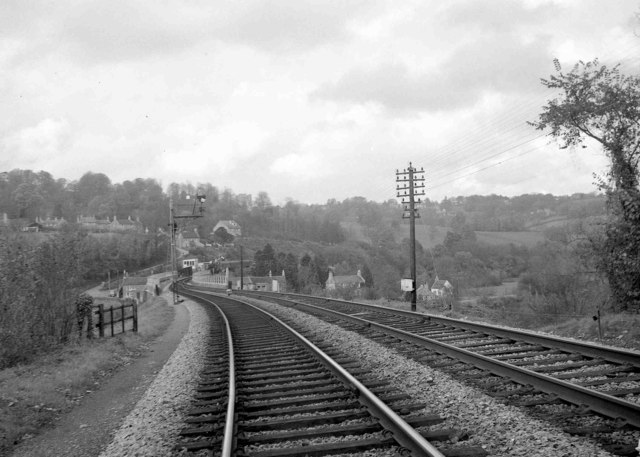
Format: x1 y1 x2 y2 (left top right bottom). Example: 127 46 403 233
0 295 175 456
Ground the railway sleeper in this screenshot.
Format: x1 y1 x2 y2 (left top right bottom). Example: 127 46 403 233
239 399 363 417
237 384 345 401
238 356 315 371
239 379 345 395
601 442 640 456
508 394 563 407
237 391 411 412
237 365 332 381
238 435 401 457
485 385 535 398
237 359 319 373
239 371 334 388
553 366 634 379
239 343 301 356
454 339 506 349
239 409 371 431
575 373 640 387
528 359 608 372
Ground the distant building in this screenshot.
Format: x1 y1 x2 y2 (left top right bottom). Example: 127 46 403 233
182 258 199 270
212 220 242 237
241 270 286 292
416 284 431 301
431 276 453 297
77 215 111 231
76 215 143 233
325 269 366 291
37 216 67 230
177 228 205 249
121 276 150 303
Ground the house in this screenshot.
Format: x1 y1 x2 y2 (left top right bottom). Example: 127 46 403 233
37 216 67 230
431 276 453 297
77 215 143 233
22 221 43 232
212 220 242 237
77 215 111 231
241 270 286 292
416 284 431 301
177 228 204 249
111 215 143 233
121 276 149 303
325 269 366 291
182 258 199 270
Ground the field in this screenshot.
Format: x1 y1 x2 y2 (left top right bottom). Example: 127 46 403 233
393 223 546 249
475 230 545 247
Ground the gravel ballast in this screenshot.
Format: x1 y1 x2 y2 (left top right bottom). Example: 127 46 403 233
97 297 623 456
254 300 619 457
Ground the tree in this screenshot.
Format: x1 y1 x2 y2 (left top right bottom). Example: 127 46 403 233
213 227 234 244
532 59 640 310
361 263 374 287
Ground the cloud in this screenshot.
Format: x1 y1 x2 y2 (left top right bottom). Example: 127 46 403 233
270 153 328 179
312 32 553 114
159 121 269 181
1 118 72 169
1 0 377 66
217 0 372 53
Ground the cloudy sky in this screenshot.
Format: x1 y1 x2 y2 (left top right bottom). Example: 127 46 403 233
1 0 639 204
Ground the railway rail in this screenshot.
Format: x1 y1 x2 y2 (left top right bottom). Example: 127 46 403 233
175 288 487 457
226 289 640 456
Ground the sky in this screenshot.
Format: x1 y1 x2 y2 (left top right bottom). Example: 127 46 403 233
1 0 639 205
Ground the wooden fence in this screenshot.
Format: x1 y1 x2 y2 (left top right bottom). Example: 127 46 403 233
93 302 138 337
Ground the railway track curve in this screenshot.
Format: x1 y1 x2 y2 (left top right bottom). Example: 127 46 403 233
228 289 640 456
175 288 487 457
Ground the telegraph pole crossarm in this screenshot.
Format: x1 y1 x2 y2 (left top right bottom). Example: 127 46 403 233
396 162 425 312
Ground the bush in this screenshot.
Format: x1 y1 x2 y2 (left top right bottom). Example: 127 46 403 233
0 231 86 368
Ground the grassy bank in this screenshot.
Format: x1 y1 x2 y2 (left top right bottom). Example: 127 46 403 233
0 295 175 456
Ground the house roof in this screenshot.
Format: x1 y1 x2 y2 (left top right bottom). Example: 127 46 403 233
431 278 451 290
246 274 285 283
122 277 148 286
331 274 365 286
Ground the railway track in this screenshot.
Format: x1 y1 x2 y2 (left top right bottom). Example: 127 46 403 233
229 289 640 456
175 288 487 457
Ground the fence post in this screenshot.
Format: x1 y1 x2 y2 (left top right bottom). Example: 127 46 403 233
121 304 125 333
133 302 138 332
110 306 114 336
98 304 105 338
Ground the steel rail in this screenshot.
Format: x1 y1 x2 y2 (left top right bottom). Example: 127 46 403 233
185 287 446 457
246 290 640 368
180 289 236 457
259 295 640 429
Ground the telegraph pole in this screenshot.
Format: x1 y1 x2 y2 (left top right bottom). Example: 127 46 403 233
396 163 425 312
169 197 178 304
240 244 244 291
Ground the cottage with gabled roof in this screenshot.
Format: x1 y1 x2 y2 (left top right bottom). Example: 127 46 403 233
325 268 365 291
241 270 286 292
121 276 150 303
431 276 453 296
177 228 205 249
